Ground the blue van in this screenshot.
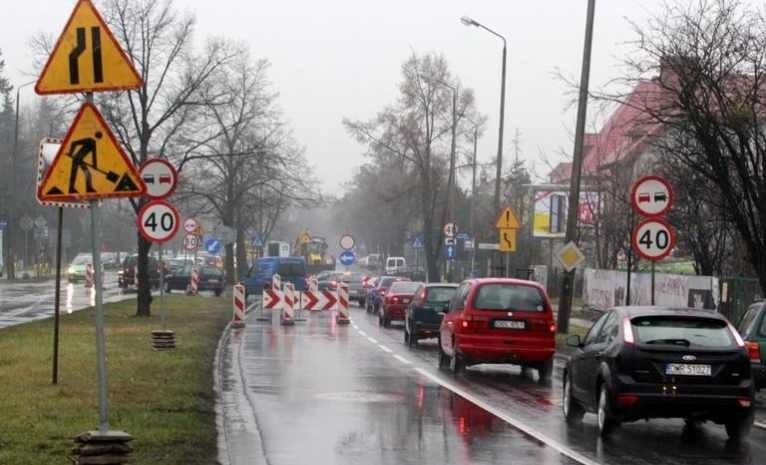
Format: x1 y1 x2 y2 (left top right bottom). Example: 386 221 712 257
244 256 308 295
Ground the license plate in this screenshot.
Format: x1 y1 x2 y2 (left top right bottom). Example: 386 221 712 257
493 320 525 329
665 363 711 376
402 298 410 304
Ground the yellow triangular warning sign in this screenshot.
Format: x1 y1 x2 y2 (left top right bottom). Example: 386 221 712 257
496 205 521 229
38 102 145 202
35 0 142 95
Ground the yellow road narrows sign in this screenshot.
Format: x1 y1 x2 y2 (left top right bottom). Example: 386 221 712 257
38 102 145 202
35 0 142 95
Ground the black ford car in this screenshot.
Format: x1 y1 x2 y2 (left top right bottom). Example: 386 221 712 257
563 306 754 440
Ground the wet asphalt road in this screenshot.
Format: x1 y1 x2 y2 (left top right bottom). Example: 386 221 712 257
220 303 766 465
0 272 131 329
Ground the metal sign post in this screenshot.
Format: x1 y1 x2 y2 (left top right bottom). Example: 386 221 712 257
89 198 109 434
52 207 63 385
159 243 165 330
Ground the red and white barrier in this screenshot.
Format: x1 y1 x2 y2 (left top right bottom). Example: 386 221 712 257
263 288 283 309
188 267 200 295
308 276 318 293
272 273 282 291
134 265 139 288
232 283 246 328
336 284 350 325
302 290 337 311
85 264 94 288
281 281 295 325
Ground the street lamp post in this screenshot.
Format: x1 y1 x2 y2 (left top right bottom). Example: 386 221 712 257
461 16 507 276
6 80 37 279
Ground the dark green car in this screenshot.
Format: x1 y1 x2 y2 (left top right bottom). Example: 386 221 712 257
737 301 766 390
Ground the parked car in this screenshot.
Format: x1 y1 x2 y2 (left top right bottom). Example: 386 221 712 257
404 283 458 347
379 280 423 327
243 256 307 296
118 255 160 290
737 301 766 390
563 306 754 440
67 253 95 282
165 264 224 296
384 256 407 274
438 278 556 380
365 275 410 314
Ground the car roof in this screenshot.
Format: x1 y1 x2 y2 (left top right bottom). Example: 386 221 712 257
611 306 726 320
462 278 546 291
423 283 459 288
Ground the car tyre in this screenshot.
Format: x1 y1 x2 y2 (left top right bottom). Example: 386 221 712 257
537 358 554 383
450 348 465 375
438 339 450 369
597 384 618 437
725 410 754 441
214 289 223 297
562 372 585 423
408 323 417 348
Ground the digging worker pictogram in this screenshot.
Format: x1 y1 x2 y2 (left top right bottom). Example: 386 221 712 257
68 131 103 193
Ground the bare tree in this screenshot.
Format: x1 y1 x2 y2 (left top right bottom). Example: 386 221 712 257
604 0 766 288
344 51 478 281
99 0 238 316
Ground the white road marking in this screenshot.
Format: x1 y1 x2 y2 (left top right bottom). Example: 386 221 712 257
393 354 412 365
755 421 766 430
413 367 598 465
378 344 393 353
367 337 378 344
358 330 367 337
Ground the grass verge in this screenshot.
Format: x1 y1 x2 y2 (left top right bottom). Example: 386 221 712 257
0 295 230 465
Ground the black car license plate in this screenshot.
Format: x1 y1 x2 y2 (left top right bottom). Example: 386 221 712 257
493 320 525 329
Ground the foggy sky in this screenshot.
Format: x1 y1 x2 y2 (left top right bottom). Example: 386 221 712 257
3 1 670 195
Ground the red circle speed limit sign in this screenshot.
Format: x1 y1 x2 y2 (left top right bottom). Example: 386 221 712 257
137 200 180 243
631 217 676 261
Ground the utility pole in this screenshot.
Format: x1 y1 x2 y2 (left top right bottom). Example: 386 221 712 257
469 126 478 277
557 0 597 334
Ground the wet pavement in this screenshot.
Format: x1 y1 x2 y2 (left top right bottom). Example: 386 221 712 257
219 303 766 465
0 272 132 329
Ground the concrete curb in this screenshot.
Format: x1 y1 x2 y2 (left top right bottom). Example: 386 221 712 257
214 299 263 465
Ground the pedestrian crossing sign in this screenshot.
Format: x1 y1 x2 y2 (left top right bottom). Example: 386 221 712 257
38 102 145 202
35 0 142 95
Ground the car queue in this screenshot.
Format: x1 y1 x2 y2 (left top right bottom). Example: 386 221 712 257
354 271 758 443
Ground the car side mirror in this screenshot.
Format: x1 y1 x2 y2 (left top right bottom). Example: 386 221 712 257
566 335 583 348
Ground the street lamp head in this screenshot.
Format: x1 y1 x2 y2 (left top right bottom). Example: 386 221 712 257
460 16 478 27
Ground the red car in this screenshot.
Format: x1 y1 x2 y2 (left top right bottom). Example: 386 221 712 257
438 278 556 381
379 280 423 327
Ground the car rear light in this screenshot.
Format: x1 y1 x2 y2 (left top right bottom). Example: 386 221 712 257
746 341 761 363
548 322 556 333
617 394 639 408
420 289 427 300
729 322 745 347
387 296 399 304
622 317 635 344
737 398 752 408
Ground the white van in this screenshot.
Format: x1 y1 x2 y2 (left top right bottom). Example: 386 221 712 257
385 256 406 274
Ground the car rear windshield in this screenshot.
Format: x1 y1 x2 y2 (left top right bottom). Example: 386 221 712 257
631 316 735 348
277 262 305 276
427 287 457 303
390 281 421 294
341 273 364 283
379 277 403 288
472 284 546 312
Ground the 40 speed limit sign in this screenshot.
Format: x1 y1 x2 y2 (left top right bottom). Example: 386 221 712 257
138 200 180 243
631 217 676 261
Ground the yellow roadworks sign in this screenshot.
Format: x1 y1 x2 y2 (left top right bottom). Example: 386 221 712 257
35 0 142 95
38 102 145 202
496 205 521 229
498 229 517 252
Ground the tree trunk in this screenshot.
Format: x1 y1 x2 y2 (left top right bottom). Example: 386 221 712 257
224 241 235 285
236 226 248 282
136 234 152 317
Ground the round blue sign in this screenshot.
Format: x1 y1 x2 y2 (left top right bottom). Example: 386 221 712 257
339 250 356 266
205 237 223 255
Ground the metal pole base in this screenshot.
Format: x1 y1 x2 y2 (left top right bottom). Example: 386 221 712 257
71 430 133 464
231 321 246 329
150 330 176 350
336 316 351 325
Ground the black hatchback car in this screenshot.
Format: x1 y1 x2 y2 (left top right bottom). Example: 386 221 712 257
563 306 754 440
